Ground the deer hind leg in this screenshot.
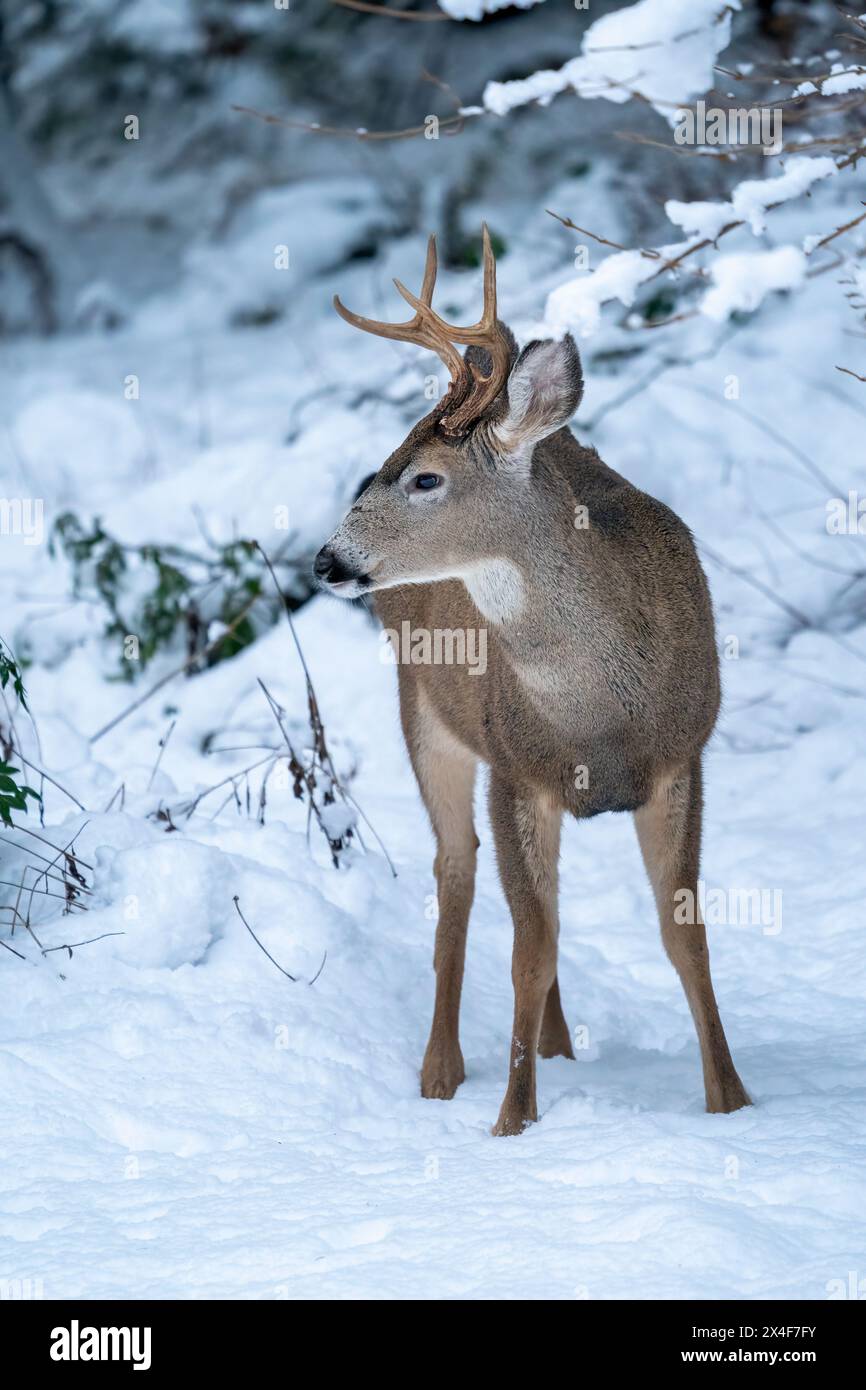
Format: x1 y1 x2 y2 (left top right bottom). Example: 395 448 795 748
538 974 574 1059
634 757 750 1114
489 776 563 1135
409 693 478 1101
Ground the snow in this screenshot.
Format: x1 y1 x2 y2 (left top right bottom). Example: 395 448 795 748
796 63 866 97
12 391 150 507
175 181 402 332
4 219 866 1297
666 156 839 242
700 246 807 322
483 0 738 121
2 0 866 1303
440 0 545 19
665 200 735 241
730 156 838 236
545 155 847 338
545 248 666 337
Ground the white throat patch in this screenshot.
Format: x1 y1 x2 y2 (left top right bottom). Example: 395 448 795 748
462 559 525 624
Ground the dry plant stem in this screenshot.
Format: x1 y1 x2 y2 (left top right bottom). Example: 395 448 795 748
233 894 297 981
0 877 83 907
176 753 278 820
13 751 86 811
700 541 824 630
255 541 397 874
88 591 262 745
232 103 470 143
5 863 91 898
12 825 93 872
330 0 448 17
548 192 866 320
810 203 866 253
2 833 93 881
545 211 658 257
147 719 177 791
42 932 125 959
257 679 344 866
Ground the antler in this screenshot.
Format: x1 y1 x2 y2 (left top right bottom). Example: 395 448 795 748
333 224 511 437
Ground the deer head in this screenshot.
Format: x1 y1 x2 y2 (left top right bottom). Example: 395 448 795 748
314 226 583 600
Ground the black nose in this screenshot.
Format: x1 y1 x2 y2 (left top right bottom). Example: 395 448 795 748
313 548 334 580
313 548 357 585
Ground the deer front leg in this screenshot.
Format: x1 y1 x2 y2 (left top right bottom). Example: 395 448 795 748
407 692 478 1101
489 778 562 1135
634 757 750 1114
421 829 477 1100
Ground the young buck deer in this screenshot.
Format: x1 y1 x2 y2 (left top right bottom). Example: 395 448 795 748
315 227 750 1135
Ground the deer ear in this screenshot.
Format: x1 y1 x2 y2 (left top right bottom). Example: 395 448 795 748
491 335 583 467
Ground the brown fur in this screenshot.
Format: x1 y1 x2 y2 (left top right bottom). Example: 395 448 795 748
316 317 750 1134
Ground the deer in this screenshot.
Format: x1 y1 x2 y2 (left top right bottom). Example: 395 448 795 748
314 227 750 1136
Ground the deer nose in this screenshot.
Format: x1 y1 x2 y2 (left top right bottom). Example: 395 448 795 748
313 547 356 586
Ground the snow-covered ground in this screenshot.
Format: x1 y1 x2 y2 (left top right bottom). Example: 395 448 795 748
3 32 866 1295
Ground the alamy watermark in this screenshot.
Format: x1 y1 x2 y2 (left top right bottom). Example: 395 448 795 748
675 100 783 156
50 1320 151 1370
379 621 487 675
0 498 44 545
826 491 866 535
674 880 783 936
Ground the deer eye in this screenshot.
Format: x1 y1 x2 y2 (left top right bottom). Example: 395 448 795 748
414 473 441 491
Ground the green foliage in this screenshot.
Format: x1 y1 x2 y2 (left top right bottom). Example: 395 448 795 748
0 641 41 826
0 638 29 710
0 760 41 828
49 513 285 682
641 289 677 323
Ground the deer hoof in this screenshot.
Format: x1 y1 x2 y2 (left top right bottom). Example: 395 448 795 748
492 1103 536 1137
420 1049 465 1101
538 1029 575 1060
706 1074 752 1114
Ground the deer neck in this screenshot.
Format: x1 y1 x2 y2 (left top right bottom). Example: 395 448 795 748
459 485 584 679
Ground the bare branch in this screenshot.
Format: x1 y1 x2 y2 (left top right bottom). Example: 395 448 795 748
330 0 448 19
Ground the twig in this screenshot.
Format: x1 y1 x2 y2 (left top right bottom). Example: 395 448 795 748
233 895 297 982
807 203 866 255
698 541 812 628
173 753 278 820
330 0 448 18
232 103 470 143
255 542 397 875
546 209 658 257
308 951 328 987
41 932 125 959
0 877 84 906
11 824 93 872
257 679 347 868
12 752 86 812
147 719 177 791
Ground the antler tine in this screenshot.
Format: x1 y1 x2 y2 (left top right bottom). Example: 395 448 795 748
480 222 497 330
395 224 499 348
332 225 511 436
332 235 440 343
419 233 437 306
